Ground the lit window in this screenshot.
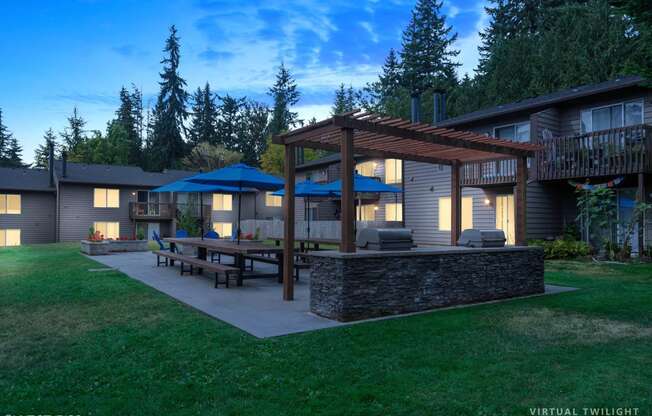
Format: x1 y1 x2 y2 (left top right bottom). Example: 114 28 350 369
438 197 473 231
212 194 232 211
94 188 119 208
356 204 377 221
0 229 21 247
494 123 530 142
0 194 21 214
385 159 402 184
356 161 376 177
93 222 120 239
265 192 282 207
385 203 403 221
213 222 233 238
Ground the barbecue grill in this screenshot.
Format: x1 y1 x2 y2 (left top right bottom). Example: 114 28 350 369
456 229 506 248
356 228 414 251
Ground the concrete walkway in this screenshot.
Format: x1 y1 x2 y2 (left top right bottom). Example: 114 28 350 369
88 251 577 338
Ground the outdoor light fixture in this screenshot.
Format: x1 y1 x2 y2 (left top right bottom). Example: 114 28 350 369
373 206 379 211
484 198 491 206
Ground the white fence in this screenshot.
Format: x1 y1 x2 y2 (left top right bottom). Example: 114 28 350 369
240 219 402 240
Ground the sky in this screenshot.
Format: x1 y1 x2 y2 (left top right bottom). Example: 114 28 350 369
0 0 489 164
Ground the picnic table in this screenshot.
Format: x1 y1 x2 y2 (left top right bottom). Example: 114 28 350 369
164 238 284 286
271 237 340 252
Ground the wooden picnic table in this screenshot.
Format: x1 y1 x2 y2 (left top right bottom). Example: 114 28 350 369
164 238 284 286
272 237 340 252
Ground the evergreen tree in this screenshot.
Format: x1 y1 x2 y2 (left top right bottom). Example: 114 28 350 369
60 107 87 156
216 94 245 150
400 0 459 96
34 128 59 168
147 25 189 171
610 0 652 79
240 100 270 165
188 83 218 147
268 63 301 135
332 84 358 115
0 108 11 164
130 85 144 144
3 137 24 167
115 86 142 165
361 49 409 117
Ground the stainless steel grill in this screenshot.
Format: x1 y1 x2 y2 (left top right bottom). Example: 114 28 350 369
457 229 506 248
356 228 414 251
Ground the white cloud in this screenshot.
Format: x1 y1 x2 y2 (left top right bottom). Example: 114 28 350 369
360 21 379 43
296 104 333 122
453 1 490 78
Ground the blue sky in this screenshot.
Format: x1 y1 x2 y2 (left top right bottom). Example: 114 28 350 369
0 0 489 164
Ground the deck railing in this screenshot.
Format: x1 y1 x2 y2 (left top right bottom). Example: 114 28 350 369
461 158 517 186
537 124 652 180
129 202 212 220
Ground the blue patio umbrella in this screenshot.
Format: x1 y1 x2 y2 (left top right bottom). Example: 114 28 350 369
152 179 254 240
322 174 402 231
273 180 339 243
186 163 284 243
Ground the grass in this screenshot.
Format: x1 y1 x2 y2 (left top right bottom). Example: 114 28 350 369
1 244 651 415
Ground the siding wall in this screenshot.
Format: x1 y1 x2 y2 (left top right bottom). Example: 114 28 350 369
0 191 56 245
209 191 283 233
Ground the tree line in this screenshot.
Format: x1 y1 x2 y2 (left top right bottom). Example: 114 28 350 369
2 0 651 172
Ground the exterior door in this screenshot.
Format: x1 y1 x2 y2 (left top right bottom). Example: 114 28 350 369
147 222 160 240
495 195 515 245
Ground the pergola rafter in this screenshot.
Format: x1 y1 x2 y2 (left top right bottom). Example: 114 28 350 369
273 110 542 301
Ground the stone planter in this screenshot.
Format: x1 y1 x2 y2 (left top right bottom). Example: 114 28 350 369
109 240 148 252
80 240 111 256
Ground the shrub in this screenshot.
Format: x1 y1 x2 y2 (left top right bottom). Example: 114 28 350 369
529 239 592 260
136 230 145 240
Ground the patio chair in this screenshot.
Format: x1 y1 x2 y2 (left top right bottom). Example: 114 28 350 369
175 229 189 238
204 230 221 262
152 231 175 252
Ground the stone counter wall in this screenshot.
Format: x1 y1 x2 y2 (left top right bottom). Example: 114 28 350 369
310 248 544 321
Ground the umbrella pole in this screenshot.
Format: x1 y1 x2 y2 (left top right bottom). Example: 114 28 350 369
200 192 204 240
306 196 311 249
237 186 242 244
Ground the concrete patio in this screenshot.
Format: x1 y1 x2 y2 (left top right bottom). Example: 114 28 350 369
88 251 577 338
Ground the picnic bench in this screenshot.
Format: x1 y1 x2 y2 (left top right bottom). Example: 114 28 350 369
272 237 340 252
154 250 240 288
243 253 309 280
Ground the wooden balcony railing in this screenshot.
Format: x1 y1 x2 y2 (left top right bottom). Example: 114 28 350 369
537 124 652 180
129 203 212 220
461 158 517 186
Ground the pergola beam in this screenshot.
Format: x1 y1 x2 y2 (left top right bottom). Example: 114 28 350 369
340 128 356 253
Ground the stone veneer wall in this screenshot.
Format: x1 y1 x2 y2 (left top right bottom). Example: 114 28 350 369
310 248 545 322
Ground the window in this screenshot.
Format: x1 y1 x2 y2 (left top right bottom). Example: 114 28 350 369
0 229 21 247
0 194 21 214
356 204 377 221
494 123 530 142
265 192 282 207
212 194 232 211
94 188 119 208
213 222 233 238
93 222 120 239
356 161 376 177
385 203 403 221
580 100 644 133
385 159 402 184
438 197 473 231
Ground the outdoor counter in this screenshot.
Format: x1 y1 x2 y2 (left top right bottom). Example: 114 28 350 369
307 246 545 321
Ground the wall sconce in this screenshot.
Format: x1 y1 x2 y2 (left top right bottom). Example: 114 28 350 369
484 198 491 206
373 206 379 211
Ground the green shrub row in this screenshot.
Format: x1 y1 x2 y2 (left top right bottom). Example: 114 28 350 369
529 239 592 260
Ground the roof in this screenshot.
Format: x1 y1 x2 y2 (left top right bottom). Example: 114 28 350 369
53 161 197 187
439 75 648 127
0 167 54 192
274 111 540 165
296 153 368 171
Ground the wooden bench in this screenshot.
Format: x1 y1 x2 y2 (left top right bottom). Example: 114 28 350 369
244 254 310 280
154 250 240 288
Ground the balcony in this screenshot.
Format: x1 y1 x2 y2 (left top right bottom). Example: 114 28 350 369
537 124 652 180
461 159 517 187
129 202 212 221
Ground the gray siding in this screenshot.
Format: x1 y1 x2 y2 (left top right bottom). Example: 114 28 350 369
0 191 56 245
57 184 142 242
209 191 283 233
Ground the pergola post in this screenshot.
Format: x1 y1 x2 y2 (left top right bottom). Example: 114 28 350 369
515 156 528 246
637 173 646 253
340 127 356 252
451 160 461 245
283 143 296 300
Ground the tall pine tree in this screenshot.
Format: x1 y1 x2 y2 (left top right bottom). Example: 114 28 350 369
268 63 301 135
0 108 10 165
188 83 218 147
60 107 87 156
332 84 358 115
216 94 246 151
34 128 59 168
147 25 189 171
240 100 270 165
115 86 142 165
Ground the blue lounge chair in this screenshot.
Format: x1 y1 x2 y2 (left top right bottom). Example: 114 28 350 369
152 231 175 252
204 230 219 239
176 229 189 238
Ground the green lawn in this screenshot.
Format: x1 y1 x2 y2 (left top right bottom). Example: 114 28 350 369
1 244 651 415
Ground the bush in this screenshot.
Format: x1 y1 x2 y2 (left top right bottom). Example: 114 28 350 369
529 239 592 260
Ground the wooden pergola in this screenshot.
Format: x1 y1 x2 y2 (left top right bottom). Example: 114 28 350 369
272 111 541 301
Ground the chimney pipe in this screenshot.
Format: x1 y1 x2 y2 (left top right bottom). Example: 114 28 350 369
62 151 68 178
48 143 55 187
410 93 421 123
433 90 447 124
441 92 447 122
